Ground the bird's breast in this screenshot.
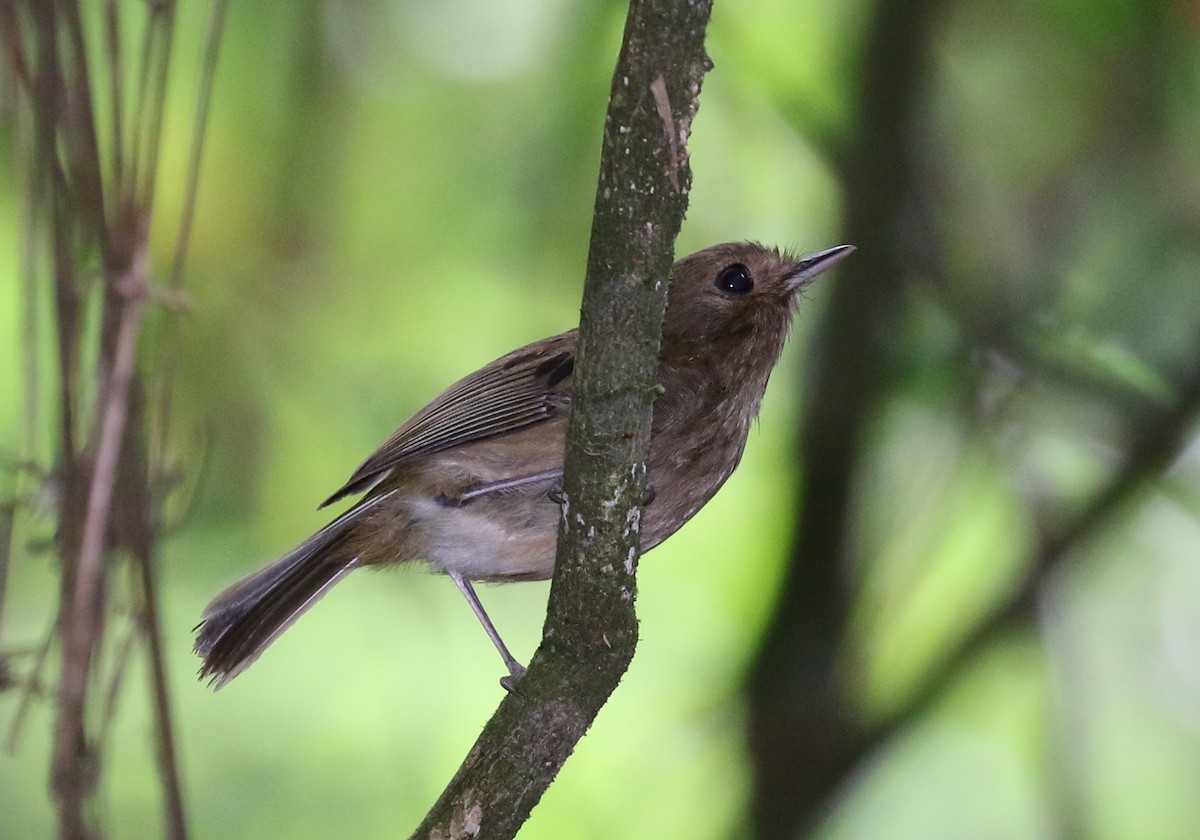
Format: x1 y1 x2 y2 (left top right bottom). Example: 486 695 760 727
642 385 756 550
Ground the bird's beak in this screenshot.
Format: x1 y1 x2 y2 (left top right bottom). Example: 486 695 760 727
785 244 855 291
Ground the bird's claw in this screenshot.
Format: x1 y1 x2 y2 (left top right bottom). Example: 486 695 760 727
500 662 528 694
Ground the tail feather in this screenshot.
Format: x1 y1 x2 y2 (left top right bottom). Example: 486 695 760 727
195 490 394 688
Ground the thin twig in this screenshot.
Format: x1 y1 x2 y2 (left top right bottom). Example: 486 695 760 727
874 367 1200 737
60 0 110 247
0 502 13 683
136 539 190 840
154 0 229 464
54 263 148 835
26 0 83 469
66 275 147 677
167 0 225 292
97 613 137 751
104 0 126 216
3 61 40 677
0 2 34 94
134 0 178 218
126 2 157 211
5 613 56 752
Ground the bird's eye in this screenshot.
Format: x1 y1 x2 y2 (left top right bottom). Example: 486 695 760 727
715 263 754 294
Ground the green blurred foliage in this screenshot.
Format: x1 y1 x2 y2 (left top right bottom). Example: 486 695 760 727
3 0 1200 839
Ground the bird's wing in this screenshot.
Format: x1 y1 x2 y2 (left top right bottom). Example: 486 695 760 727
321 330 577 507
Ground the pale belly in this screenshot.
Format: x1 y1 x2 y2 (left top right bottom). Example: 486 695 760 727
407 492 560 582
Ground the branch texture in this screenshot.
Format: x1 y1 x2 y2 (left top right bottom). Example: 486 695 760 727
410 2 713 838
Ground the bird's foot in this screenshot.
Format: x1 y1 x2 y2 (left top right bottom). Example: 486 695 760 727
500 662 528 694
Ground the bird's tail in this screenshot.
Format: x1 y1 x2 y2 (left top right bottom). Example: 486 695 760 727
194 491 393 688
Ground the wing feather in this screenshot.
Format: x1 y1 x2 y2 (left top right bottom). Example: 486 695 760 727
321 330 576 507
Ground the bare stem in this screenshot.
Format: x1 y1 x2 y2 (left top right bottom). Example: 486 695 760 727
53 257 147 838
135 540 190 840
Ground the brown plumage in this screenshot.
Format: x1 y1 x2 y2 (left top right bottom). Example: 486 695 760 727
195 242 853 687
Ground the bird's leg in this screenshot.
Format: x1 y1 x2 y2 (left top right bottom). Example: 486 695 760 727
448 570 528 692
459 469 563 502
438 469 564 507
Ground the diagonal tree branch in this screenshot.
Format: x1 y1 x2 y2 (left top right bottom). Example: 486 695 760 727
862 365 1200 748
409 2 713 838
745 4 1198 836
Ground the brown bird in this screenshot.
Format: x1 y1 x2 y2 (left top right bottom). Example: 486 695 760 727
195 241 853 688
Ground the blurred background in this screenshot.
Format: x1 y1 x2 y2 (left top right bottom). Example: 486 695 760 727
2 0 1200 838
